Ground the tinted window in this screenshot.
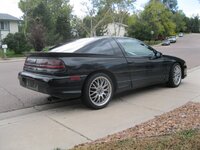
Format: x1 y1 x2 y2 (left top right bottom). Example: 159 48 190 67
50 38 99 53
117 38 154 57
110 39 124 57
50 38 115 55
80 39 114 55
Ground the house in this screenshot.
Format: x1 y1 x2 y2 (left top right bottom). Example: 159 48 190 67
0 13 20 45
104 22 128 37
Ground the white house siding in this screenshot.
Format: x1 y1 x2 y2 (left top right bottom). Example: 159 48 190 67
9 21 19 33
0 21 18 44
104 23 127 37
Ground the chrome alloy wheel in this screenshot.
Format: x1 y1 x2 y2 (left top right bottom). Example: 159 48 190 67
89 76 112 107
173 65 182 86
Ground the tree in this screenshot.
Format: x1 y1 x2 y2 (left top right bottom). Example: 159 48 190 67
19 0 43 35
128 0 176 40
190 16 200 33
71 16 89 38
56 13 71 40
162 0 178 13
29 19 46 51
184 15 200 33
19 0 72 50
172 10 186 32
128 15 152 40
75 0 136 37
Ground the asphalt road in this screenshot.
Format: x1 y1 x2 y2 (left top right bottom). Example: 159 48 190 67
0 33 200 113
154 33 200 69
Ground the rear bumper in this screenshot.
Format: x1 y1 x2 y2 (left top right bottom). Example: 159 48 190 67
18 71 87 99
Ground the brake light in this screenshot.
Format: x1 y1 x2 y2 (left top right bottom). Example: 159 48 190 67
36 59 65 69
25 58 65 70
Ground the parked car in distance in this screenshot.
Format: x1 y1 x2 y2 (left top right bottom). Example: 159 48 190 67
162 40 170 46
179 33 184 37
18 37 187 109
168 36 177 43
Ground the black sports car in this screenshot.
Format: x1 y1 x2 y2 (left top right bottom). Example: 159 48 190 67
18 37 187 109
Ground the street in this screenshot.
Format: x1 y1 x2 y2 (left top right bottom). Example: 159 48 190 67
0 33 200 113
154 33 200 69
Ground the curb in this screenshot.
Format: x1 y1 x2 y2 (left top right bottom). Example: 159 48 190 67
0 58 26 63
0 99 80 121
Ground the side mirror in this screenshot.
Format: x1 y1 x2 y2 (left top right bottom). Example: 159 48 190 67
150 51 162 60
156 52 162 58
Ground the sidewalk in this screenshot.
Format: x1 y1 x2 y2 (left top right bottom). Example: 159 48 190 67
0 67 200 150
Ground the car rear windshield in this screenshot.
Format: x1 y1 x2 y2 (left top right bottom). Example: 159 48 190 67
50 38 99 53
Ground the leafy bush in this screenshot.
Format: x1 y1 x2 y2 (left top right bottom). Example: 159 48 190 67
144 40 162 46
3 33 32 54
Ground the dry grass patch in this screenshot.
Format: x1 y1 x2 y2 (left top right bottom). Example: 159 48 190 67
72 102 200 150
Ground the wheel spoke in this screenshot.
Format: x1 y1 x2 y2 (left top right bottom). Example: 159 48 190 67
89 76 112 107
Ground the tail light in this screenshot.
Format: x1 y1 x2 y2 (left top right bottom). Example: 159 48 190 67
24 57 65 72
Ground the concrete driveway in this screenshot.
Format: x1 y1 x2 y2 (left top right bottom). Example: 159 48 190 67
0 66 200 150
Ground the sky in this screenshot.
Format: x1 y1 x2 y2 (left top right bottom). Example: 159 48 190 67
0 0 199 19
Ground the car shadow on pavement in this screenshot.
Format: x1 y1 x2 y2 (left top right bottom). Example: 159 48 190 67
35 81 189 113
43 84 167 112
113 84 165 100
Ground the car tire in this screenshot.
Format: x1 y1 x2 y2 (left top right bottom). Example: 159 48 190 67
168 63 182 87
82 73 114 109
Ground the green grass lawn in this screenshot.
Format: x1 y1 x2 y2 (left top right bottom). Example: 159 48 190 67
144 40 162 46
0 49 25 58
72 129 200 150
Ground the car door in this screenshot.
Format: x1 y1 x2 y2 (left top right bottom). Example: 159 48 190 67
116 38 165 89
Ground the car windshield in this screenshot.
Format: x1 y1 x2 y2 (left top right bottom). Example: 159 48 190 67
50 38 99 53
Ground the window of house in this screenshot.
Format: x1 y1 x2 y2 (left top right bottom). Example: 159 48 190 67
0 21 9 30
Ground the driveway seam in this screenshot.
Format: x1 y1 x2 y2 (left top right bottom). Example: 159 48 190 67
47 116 93 142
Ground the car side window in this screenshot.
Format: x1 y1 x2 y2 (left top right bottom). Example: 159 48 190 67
117 38 154 57
79 39 115 55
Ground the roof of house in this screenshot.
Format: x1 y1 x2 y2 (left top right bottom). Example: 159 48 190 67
0 13 19 21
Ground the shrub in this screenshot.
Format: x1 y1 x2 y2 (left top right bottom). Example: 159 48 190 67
3 33 32 54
